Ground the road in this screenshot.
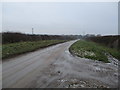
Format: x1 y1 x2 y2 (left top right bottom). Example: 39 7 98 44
2 40 118 88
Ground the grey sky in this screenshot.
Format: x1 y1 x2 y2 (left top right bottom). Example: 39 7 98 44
2 2 118 35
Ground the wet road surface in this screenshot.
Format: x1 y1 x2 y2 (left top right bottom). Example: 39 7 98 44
2 40 118 88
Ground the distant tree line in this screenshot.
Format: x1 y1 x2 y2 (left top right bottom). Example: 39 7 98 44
2 32 82 44
86 35 120 50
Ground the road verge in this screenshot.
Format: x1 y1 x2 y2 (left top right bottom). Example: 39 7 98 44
69 40 120 63
2 40 67 60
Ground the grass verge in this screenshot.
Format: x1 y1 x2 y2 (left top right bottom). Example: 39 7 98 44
2 40 67 59
69 40 120 63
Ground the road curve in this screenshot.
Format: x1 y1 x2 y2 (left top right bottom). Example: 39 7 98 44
2 40 118 88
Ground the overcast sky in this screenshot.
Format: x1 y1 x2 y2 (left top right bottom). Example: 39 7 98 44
2 2 118 35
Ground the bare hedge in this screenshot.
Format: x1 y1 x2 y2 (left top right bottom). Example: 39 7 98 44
2 32 78 44
86 35 120 50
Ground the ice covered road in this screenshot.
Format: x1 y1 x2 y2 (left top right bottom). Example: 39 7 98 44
2 40 118 88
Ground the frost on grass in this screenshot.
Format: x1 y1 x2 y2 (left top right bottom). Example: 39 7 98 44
70 40 120 63
73 49 96 58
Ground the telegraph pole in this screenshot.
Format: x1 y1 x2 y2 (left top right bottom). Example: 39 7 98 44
83 31 85 36
32 28 34 35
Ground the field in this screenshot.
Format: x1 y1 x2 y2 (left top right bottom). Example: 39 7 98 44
2 40 66 59
69 40 120 63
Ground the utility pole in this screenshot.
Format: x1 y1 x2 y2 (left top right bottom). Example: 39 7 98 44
32 28 34 35
83 31 85 36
